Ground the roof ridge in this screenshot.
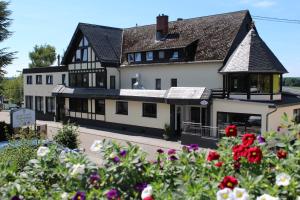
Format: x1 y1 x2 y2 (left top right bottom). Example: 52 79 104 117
125 10 249 30
78 22 122 31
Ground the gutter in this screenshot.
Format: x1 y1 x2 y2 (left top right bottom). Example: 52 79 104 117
266 104 277 132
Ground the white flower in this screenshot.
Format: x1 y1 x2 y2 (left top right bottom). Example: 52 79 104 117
20 172 28 179
61 192 68 200
233 188 249 200
90 140 103 152
109 152 117 159
217 188 233 200
70 164 85 176
256 194 279 200
37 146 50 157
141 185 153 199
59 150 68 163
276 173 291 186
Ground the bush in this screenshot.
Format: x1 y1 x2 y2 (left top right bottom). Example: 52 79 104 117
53 123 79 149
0 116 299 199
0 121 13 141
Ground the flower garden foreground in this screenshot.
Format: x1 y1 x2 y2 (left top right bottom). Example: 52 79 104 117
0 116 300 200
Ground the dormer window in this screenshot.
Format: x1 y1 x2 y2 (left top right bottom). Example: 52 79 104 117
146 51 153 61
159 51 165 59
171 51 179 60
135 53 141 62
128 53 134 63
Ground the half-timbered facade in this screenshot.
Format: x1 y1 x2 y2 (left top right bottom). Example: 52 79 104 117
23 10 300 148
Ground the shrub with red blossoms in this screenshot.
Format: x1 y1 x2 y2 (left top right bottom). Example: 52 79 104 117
246 146 263 164
207 151 220 161
232 144 248 161
219 176 238 190
277 149 288 159
242 133 256 146
225 125 237 137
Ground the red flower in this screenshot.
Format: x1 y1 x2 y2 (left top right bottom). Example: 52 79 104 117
246 146 263 163
215 161 224 167
232 144 248 161
277 149 288 159
225 125 237 137
219 176 238 190
143 197 155 200
207 151 220 161
242 133 256 146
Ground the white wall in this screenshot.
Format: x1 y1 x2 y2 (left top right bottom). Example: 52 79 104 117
105 100 170 129
120 62 223 90
107 67 120 89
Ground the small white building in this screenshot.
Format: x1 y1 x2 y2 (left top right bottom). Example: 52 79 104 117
23 10 300 148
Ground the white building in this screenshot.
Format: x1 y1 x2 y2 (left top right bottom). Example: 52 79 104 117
23 10 300 148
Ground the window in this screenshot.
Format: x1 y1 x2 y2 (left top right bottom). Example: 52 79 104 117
159 51 165 59
82 48 88 62
217 112 262 134
46 97 55 113
273 74 280 93
62 74 66 85
25 96 33 109
143 103 157 118
294 109 300 124
155 79 161 90
35 96 43 112
70 73 89 87
146 51 153 61
110 76 116 89
135 53 141 62
36 75 42 84
69 98 88 113
116 101 128 115
229 74 248 93
128 53 134 63
46 75 53 84
250 74 271 94
131 78 137 89
96 72 106 88
95 99 105 115
171 78 177 87
171 51 179 60
75 37 88 62
76 49 81 62
26 76 32 84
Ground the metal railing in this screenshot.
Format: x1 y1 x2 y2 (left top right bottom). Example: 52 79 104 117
182 122 221 139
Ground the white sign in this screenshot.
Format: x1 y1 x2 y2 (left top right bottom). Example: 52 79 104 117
200 100 208 106
11 108 35 128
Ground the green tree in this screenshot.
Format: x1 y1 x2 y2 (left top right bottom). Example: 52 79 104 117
29 44 56 68
0 1 16 86
2 75 23 105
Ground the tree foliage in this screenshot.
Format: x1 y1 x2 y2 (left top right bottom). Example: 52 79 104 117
2 75 23 104
0 1 16 81
29 44 56 68
283 77 300 87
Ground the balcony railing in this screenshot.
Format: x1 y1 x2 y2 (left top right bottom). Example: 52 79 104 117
182 122 221 139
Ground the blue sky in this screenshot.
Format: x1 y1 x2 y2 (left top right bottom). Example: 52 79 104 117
2 0 300 77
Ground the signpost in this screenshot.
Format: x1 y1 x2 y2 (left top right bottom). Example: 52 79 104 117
10 108 35 128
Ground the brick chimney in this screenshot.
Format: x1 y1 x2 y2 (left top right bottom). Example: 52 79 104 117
156 14 168 40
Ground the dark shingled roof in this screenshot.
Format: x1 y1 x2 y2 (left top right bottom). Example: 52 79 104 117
23 66 68 74
62 23 123 65
121 10 251 63
220 28 288 73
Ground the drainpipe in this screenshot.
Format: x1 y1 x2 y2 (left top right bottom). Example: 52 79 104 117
266 104 277 132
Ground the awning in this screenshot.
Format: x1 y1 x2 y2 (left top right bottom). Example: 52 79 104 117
52 85 211 105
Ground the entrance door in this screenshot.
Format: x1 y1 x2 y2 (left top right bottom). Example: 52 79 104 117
176 107 181 135
56 97 65 122
191 107 200 123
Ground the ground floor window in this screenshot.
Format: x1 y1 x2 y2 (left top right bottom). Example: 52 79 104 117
35 96 44 112
69 98 88 113
143 103 157 118
95 99 105 115
46 97 55 113
217 112 261 134
25 96 33 109
116 101 128 115
294 109 300 124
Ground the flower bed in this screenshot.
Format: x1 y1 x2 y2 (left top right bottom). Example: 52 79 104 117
0 116 300 200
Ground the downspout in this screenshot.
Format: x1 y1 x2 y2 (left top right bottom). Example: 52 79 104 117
266 104 277 132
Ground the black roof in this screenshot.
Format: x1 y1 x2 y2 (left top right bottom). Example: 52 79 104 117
62 23 123 65
220 28 288 74
23 66 68 74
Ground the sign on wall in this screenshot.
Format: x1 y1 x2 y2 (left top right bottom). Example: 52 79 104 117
10 108 35 128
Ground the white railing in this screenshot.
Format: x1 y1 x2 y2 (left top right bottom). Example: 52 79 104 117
182 122 221 138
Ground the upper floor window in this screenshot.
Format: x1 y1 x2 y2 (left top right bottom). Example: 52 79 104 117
250 74 271 94
155 79 161 90
36 75 42 84
96 72 106 88
171 51 179 60
79 37 89 47
171 78 177 87
146 51 153 61
46 75 53 85
135 53 141 62
62 74 66 85
26 76 32 84
128 53 134 63
110 76 116 89
159 51 165 59
131 78 137 89
69 73 89 87
75 48 88 62
143 103 157 118
116 101 128 115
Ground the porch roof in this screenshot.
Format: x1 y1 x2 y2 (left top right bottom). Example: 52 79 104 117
52 85 211 104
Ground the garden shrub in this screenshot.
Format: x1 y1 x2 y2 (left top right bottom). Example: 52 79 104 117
0 121 13 141
53 122 79 149
0 115 299 199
